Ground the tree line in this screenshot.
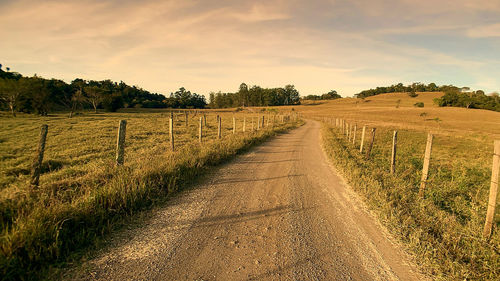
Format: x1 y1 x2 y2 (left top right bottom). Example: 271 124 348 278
354 82 457 98
301 90 342 101
434 88 500 112
0 66 206 117
355 81 500 112
208 83 300 108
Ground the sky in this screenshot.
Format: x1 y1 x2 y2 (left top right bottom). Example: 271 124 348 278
1 0 500 97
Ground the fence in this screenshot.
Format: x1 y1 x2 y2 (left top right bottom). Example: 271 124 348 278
29 110 299 186
322 116 499 239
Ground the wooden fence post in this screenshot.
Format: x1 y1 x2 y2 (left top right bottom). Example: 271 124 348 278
115 120 127 166
203 114 207 127
391 130 398 174
233 116 236 134
252 117 255 131
365 128 376 159
199 116 203 143
30 124 48 187
262 115 265 128
243 117 246 132
352 124 357 145
483 140 500 238
169 113 175 151
218 116 222 139
266 114 270 127
257 116 260 130
360 126 366 153
185 111 188 127
419 133 433 197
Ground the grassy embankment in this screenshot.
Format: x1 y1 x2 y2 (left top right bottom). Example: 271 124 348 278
0 109 300 280
311 93 499 279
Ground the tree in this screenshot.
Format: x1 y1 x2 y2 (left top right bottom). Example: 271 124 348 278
283 84 300 105
84 85 103 113
0 78 25 117
102 94 123 112
321 90 341 100
28 76 53 116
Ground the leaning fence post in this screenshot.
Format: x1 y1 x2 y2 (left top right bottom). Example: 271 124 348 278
419 133 433 197
169 113 175 151
115 120 127 166
391 130 398 174
30 124 49 187
199 116 203 143
483 140 500 238
218 116 222 139
360 126 366 153
365 128 376 159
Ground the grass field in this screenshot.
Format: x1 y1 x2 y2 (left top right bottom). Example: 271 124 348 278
0 108 300 280
306 92 500 279
297 92 499 140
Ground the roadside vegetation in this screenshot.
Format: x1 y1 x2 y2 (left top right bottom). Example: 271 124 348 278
319 113 499 279
0 110 301 280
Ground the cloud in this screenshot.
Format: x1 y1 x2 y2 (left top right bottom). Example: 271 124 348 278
0 0 499 96
466 23 500 38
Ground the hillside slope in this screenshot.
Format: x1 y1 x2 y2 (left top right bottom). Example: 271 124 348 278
297 92 500 140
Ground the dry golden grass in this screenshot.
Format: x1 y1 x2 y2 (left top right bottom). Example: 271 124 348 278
297 92 500 141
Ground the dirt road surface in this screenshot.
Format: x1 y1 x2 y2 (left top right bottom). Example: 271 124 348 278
71 120 426 280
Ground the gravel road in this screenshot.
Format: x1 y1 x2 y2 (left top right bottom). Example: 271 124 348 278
70 120 426 280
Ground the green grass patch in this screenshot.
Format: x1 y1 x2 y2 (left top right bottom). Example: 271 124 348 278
0 111 301 280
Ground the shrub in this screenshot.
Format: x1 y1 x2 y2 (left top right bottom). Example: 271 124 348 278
414 102 424 107
408 91 419 97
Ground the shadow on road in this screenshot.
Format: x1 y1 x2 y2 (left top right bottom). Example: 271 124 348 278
213 174 304 185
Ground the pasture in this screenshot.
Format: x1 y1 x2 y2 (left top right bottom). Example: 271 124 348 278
0 109 299 279
301 92 500 279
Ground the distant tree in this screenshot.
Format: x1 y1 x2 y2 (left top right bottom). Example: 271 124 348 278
84 85 103 113
61 79 85 117
29 76 53 116
102 94 123 112
0 78 25 117
407 90 418 97
321 90 341 100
